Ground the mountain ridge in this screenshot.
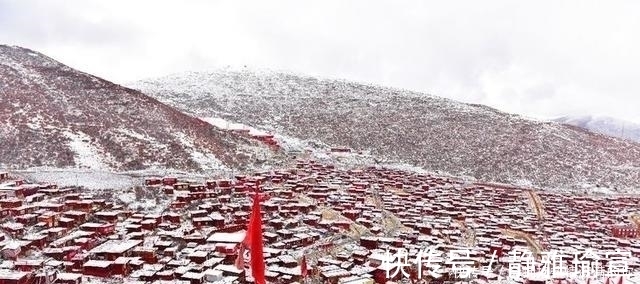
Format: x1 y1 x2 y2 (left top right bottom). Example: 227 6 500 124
0 45 279 172
131 69 640 191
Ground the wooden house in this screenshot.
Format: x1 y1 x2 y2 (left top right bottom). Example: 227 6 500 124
162 177 178 186
170 201 187 209
611 225 640 238
0 271 32 284
10 205 37 217
217 180 232 188
13 259 45 272
163 185 174 195
162 213 181 224
40 203 65 212
188 250 210 264
62 210 88 224
174 183 189 191
180 271 205 284
192 217 214 228
0 198 22 209
83 260 113 277
94 211 120 223
189 184 206 192
132 247 158 264
205 180 217 190
360 237 378 250
145 178 162 186
156 270 175 281
55 272 83 284
2 223 25 237
14 214 38 226
79 222 115 236
89 240 142 261
22 234 47 249
0 186 25 199
113 257 144 276
213 264 245 279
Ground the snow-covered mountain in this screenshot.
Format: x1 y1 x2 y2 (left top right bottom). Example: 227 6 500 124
0 46 279 172
554 115 640 143
130 69 640 191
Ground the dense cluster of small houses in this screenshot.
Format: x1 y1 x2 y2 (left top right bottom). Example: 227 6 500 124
0 162 640 284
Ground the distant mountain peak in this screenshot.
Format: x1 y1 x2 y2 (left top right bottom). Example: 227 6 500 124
554 115 640 143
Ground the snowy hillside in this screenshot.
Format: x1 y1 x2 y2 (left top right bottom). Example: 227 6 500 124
130 69 640 191
555 115 640 143
0 45 281 172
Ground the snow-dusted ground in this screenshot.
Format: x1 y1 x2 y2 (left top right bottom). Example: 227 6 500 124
202 115 389 170
1 45 282 174
130 69 640 192
62 131 112 170
173 132 228 171
202 116 323 155
201 117 268 136
17 168 139 190
14 165 245 191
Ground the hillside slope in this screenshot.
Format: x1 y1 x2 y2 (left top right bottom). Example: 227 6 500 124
131 70 640 191
0 46 276 172
555 115 640 143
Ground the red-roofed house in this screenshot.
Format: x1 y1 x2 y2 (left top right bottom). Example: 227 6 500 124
612 225 640 238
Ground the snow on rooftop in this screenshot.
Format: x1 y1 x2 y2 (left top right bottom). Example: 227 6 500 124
90 240 142 254
215 264 243 274
83 260 112 268
0 269 29 280
0 181 17 188
182 271 204 279
116 128 158 145
57 272 82 281
207 230 246 243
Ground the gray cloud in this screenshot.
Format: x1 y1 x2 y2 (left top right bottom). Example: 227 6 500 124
1 0 639 123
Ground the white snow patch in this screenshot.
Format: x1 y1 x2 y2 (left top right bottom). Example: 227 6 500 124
271 132 327 154
25 122 39 130
117 128 157 143
25 115 45 130
0 50 47 86
201 117 268 136
18 168 138 190
118 192 136 204
578 183 616 195
62 131 111 170
173 132 228 171
380 162 473 181
15 166 238 191
204 116 329 156
119 192 165 213
513 179 535 188
0 124 17 138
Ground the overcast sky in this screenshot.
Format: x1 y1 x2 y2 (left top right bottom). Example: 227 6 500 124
1 0 639 123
